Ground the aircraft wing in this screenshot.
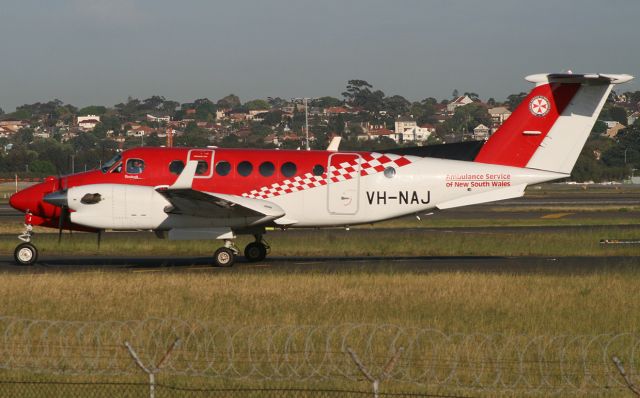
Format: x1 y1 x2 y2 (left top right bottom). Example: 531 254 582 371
155 160 285 223
157 188 286 223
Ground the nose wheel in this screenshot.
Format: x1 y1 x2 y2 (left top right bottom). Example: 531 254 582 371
15 211 38 266
14 242 38 266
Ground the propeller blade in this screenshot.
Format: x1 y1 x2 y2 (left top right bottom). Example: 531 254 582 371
97 230 102 249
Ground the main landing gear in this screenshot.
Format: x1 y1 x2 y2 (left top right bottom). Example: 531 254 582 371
14 211 38 266
212 234 270 267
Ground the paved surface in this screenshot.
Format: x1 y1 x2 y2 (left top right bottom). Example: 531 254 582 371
1 254 638 274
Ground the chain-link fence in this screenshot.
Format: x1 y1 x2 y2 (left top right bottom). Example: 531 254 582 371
0 316 637 396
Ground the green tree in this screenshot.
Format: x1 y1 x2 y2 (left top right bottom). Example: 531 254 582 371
383 95 411 117
506 92 528 111
217 94 241 109
244 99 270 110
194 98 216 121
609 106 628 125
77 106 107 116
14 128 34 145
342 80 386 112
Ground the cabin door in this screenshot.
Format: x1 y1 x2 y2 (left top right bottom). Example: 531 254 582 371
327 153 361 215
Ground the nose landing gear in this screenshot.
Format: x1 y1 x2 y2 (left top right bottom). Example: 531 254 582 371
14 211 37 266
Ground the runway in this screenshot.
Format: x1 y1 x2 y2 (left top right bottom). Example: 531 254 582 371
1 253 638 274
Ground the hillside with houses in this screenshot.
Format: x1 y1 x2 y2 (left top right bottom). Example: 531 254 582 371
0 80 639 182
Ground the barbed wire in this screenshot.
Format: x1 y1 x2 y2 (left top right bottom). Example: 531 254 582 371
0 316 637 394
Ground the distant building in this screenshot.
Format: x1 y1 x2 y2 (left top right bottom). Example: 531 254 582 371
146 114 170 123
473 124 490 140
394 116 433 143
488 107 512 126
605 122 626 138
447 95 473 113
77 115 100 131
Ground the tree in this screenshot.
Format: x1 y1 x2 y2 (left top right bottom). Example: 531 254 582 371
193 98 216 121
217 94 241 109
261 110 283 127
312 96 342 108
0 107 4 115
244 99 270 110
452 89 459 99
78 106 107 116
440 103 491 136
342 80 386 112
609 106 628 125
506 92 528 111
383 95 411 117
14 128 34 145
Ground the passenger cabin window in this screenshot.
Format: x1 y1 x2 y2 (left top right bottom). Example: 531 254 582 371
237 161 253 177
259 161 275 177
195 161 209 175
312 164 324 176
169 160 185 175
281 162 297 177
215 161 231 176
126 159 145 174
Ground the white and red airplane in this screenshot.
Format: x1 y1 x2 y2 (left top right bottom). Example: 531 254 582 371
9 73 633 266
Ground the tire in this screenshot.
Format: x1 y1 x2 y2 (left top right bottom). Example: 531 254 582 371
213 247 235 267
14 243 38 266
244 242 267 262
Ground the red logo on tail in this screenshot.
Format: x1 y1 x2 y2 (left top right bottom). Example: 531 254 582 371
529 96 550 117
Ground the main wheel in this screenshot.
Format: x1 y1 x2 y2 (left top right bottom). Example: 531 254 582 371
244 242 267 262
14 243 38 266
213 247 235 267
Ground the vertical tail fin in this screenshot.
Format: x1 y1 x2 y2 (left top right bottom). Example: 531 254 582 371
475 73 633 174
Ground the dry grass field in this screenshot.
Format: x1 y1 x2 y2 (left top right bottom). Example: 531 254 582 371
1 262 638 335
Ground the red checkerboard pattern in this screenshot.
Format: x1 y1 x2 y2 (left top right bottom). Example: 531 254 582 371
242 152 413 199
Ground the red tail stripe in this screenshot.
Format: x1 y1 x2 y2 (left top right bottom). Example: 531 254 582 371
474 83 581 167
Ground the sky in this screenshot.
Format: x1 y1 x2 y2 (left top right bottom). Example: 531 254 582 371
1 0 639 112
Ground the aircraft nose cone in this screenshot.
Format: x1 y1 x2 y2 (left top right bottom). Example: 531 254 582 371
9 190 29 212
43 190 68 207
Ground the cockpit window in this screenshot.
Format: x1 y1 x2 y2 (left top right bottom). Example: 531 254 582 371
101 154 122 173
126 158 145 174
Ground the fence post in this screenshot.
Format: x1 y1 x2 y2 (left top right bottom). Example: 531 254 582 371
125 338 181 398
347 346 404 398
612 356 640 397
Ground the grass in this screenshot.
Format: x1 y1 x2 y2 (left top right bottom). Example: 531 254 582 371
1 224 639 396
1 267 638 334
2 224 639 257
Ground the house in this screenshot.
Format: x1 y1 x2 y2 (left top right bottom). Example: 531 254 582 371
447 95 473 113
146 114 170 123
324 106 349 116
488 107 512 126
628 112 639 126
77 115 101 131
394 116 433 143
473 124 490 140
126 125 155 137
366 128 395 141
605 122 626 138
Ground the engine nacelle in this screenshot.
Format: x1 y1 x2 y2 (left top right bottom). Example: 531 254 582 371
68 184 169 229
